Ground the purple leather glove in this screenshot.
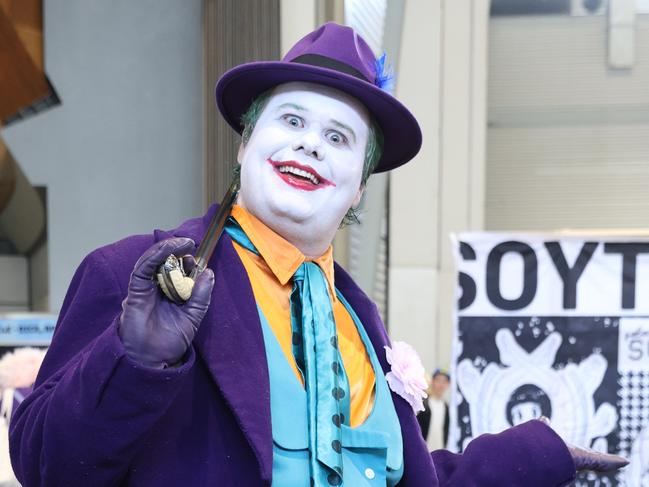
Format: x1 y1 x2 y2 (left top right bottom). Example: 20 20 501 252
537 417 629 473
118 237 215 369
568 444 629 473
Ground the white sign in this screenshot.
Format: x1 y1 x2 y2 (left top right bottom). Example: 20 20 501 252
451 234 649 487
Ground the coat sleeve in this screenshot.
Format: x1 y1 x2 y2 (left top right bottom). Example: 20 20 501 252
431 420 576 487
9 246 196 487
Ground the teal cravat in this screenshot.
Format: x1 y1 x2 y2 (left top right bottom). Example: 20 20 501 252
225 218 351 486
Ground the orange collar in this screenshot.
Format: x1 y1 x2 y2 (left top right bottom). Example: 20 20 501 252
230 205 337 299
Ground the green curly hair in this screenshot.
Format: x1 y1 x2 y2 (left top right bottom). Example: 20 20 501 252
235 89 384 226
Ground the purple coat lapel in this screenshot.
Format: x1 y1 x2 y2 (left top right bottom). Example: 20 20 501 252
159 207 274 482
198 233 273 481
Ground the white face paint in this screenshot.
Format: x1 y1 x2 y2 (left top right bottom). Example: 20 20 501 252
237 82 370 257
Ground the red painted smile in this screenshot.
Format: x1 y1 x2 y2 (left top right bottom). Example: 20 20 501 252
268 159 336 191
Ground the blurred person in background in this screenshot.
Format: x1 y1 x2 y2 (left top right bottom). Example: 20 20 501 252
0 347 46 487
417 369 450 451
9 22 628 487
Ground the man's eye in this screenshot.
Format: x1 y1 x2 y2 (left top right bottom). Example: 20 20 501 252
326 131 347 146
281 114 304 128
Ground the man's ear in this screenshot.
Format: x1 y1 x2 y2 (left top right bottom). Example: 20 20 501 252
352 184 365 208
237 142 245 164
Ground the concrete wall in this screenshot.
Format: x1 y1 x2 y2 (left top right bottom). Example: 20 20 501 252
280 0 317 56
487 14 649 231
0 255 28 311
0 0 204 312
389 0 489 372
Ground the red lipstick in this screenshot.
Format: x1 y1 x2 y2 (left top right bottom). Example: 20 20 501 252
268 159 335 191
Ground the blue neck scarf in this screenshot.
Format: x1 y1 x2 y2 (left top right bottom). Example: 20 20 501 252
225 218 351 486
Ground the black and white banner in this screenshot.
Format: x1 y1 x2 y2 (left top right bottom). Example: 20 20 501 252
450 234 649 487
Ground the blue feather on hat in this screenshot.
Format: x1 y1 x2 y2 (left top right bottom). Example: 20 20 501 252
374 52 395 94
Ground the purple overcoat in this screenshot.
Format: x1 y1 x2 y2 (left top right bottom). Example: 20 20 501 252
10 206 577 486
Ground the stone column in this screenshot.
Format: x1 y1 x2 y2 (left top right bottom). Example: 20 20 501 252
388 0 489 371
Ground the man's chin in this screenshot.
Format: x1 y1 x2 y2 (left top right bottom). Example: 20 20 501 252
264 205 311 227
246 195 347 236
265 205 337 232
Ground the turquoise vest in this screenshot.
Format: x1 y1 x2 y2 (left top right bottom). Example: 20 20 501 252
259 291 404 486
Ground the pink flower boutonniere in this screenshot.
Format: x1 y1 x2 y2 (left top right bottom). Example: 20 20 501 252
384 341 428 413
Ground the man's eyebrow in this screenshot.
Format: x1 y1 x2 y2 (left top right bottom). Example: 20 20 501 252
276 102 307 112
332 120 356 143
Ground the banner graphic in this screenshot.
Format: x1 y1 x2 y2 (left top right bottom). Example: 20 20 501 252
450 234 649 487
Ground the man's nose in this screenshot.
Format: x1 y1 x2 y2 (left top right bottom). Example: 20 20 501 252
292 131 325 161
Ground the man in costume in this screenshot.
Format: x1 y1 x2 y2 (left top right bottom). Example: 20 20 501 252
10 23 626 486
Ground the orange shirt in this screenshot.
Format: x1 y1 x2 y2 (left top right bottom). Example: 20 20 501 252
230 205 375 426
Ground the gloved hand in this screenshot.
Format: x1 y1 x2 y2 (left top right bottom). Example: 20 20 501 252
538 417 629 473
118 237 215 368
568 444 629 473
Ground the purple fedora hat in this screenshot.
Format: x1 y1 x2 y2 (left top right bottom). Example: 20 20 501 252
215 22 422 173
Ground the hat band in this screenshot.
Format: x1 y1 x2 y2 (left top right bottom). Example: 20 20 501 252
290 54 371 83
